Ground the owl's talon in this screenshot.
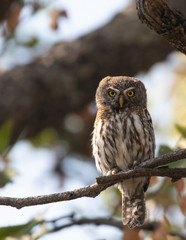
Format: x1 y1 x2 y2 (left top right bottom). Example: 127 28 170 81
107 168 120 176
128 161 139 170
132 160 140 169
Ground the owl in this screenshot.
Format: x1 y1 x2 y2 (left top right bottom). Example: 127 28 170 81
92 76 155 228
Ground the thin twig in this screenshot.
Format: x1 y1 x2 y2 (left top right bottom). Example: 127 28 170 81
96 168 186 185
49 217 186 239
139 148 186 168
48 216 159 233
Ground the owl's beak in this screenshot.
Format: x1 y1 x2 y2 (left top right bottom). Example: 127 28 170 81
119 95 124 108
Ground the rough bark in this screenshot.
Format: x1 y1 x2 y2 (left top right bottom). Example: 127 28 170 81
136 0 186 54
0 0 185 144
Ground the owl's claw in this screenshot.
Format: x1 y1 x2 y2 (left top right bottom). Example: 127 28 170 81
127 161 140 170
107 167 121 176
133 160 139 169
129 160 140 170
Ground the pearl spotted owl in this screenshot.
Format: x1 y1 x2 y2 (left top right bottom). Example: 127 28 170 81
92 76 155 228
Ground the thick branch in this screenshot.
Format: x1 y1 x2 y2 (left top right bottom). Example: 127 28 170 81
0 149 185 209
136 0 186 54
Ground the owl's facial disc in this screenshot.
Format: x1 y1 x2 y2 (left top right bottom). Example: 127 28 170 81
96 76 147 110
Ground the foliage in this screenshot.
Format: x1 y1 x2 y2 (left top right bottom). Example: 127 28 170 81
176 124 186 139
0 214 48 240
0 121 17 188
0 167 17 187
30 128 60 147
0 120 13 155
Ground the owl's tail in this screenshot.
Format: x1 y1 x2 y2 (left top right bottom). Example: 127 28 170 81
122 192 146 228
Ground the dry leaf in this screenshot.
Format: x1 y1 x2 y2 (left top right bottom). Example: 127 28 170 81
50 9 67 30
59 10 67 18
176 179 186 216
152 224 169 240
176 179 185 196
122 227 140 240
178 195 186 216
7 4 22 32
149 176 159 187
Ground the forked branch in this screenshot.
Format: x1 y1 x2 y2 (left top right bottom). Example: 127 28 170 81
0 149 185 209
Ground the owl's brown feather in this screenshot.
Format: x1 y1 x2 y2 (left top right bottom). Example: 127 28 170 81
122 192 146 228
92 76 155 228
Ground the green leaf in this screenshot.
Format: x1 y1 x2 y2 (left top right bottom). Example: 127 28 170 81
0 213 49 239
0 120 13 154
0 220 38 239
158 144 186 168
30 128 59 147
0 167 18 187
176 124 186 139
158 145 173 157
168 158 186 168
23 37 39 48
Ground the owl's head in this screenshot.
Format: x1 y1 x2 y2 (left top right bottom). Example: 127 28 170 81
95 76 147 110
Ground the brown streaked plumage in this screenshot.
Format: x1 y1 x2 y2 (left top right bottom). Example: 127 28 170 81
92 76 155 228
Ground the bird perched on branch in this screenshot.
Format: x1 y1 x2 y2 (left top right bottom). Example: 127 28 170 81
92 76 155 228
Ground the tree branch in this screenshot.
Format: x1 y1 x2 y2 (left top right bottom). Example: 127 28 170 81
136 0 186 54
139 148 186 168
48 214 159 233
96 168 185 185
0 149 185 209
42 213 185 238
49 216 124 233
44 214 186 238
97 148 186 184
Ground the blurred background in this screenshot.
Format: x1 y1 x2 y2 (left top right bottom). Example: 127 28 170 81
0 0 185 239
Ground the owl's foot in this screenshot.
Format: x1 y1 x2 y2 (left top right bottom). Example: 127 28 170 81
129 160 140 169
133 160 139 169
107 167 121 176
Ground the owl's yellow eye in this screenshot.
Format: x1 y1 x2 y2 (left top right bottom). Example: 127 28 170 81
127 91 134 97
108 90 116 97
